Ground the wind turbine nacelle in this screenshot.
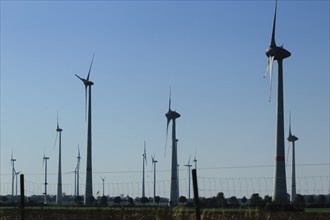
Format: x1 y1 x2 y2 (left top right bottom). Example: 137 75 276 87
266 46 291 60
166 110 181 120
85 81 94 86
287 135 298 142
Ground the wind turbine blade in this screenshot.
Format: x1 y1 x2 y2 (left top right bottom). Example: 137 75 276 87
78 144 81 157
289 112 292 136
164 118 170 157
268 56 275 102
144 141 147 166
264 58 270 78
53 132 58 150
188 155 191 165
270 0 277 47
42 153 45 167
75 74 85 82
57 113 59 130
169 87 172 110
87 54 95 81
85 85 87 121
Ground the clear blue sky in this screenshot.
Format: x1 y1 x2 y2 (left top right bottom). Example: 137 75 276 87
1 0 329 199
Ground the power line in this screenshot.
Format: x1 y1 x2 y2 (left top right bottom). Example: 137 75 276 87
0 163 328 176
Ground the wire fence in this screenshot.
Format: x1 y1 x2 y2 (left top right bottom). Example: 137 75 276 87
1 175 329 199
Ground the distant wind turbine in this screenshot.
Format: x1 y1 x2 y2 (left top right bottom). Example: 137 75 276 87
15 170 21 197
193 152 197 170
55 114 63 204
43 154 50 204
287 113 298 203
101 177 105 197
142 141 147 198
75 145 81 196
265 0 291 204
10 152 16 197
75 54 95 204
165 88 181 206
151 155 158 203
184 155 192 200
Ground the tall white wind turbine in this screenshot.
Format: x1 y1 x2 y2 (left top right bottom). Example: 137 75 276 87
151 155 158 204
75 145 81 196
287 114 298 203
265 0 291 204
76 55 95 204
142 141 147 198
184 155 192 200
10 152 16 197
55 115 63 204
165 88 181 206
43 154 50 204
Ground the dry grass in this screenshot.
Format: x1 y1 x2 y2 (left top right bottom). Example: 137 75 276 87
1 207 330 220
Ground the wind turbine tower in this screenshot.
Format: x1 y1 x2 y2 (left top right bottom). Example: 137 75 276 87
10 153 16 197
165 89 181 206
75 55 95 204
193 152 197 170
56 116 63 204
75 145 81 196
184 156 192 200
15 170 21 196
101 177 105 197
142 141 147 198
43 154 49 204
287 114 298 202
10 152 16 197
265 0 291 204
151 155 158 203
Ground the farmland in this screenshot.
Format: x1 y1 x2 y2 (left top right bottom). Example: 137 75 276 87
1 207 330 220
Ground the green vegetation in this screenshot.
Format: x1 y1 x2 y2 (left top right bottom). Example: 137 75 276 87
1 206 330 220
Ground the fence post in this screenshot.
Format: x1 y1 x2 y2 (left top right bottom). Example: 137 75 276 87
20 174 25 220
192 169 201 220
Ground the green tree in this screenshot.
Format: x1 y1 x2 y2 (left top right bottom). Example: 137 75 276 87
113 196 122 205
250 193 263 207
307 195 316 207
154 196 161 204
128 197 134 206
100 196 108 206
179 196 187 204
293 194 305 208
240 196 248 205
317 195 327 208
74 195 83 206
228 196 238 207
263 195 272 205
141 196 149 204
216 192 225 207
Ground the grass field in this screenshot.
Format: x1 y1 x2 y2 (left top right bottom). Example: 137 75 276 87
1 207 330 220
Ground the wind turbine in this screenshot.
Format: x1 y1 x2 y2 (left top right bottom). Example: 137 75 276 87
151 155 158 204
15 170 21 197
287 113 298 203
165 88 181 206
75 54 95 204
42 154 49 204
184 155 192 200
142 141 147 198
101 177 105 197
193 152 197 170
75 145 81 196
10 152 16 197
55 114 63 204
265 0 291 204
